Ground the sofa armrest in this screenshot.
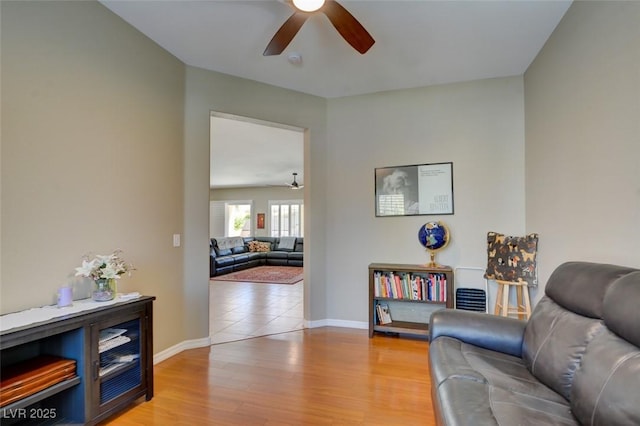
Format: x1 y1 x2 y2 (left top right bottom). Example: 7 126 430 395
429 309 526 357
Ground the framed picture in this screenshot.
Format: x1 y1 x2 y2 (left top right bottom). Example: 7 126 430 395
256 213 265 229
375 162 454 217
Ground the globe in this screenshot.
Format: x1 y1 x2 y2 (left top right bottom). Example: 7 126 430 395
418 221 450 267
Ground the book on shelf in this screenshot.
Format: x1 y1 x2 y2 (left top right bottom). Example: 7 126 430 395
374 270 447 302
376 303 392 325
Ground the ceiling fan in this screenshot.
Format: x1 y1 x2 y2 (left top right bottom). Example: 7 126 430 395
288 172 304 189
263 0 375 56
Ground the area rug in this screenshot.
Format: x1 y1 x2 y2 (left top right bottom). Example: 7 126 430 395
212 266 303 285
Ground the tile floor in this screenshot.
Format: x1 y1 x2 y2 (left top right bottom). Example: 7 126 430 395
209 278 304 344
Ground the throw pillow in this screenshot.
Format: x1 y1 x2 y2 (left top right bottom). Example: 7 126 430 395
255 241 271 252
485 232 539 286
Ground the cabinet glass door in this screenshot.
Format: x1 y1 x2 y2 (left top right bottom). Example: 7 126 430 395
92 311 146 416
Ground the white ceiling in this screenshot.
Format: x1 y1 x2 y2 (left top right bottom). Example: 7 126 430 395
99 0 572 188
210 114 304 189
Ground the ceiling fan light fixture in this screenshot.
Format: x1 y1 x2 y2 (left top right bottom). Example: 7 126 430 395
292 0 325 12
290 172 303 189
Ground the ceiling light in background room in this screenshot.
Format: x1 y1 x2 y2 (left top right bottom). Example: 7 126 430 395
289 172 303 189
292 0 325 12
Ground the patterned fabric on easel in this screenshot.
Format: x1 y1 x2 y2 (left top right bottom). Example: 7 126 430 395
484 232 539 286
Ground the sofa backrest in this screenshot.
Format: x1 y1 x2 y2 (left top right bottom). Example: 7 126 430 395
570 271 640 425
211 236 246 256
544 261 638 318
522 262 638 402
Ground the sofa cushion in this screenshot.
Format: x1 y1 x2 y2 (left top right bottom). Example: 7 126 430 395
216 265 234 275
288 252 303 261
431 337 568 404
231 246 247 254
429 337 496 387
214 256 234 267
522 297 604 401
603 271 640 347
247 252 266 261
570 329 640 426
266 257 288 266
435 377 578 426
231 253 249 263
569 271 640 426
216 248 232 256
266 251 288 259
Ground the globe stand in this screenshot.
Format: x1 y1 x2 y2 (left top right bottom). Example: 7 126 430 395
426 250 442 268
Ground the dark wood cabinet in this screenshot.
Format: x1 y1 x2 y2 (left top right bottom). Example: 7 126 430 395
369 263 453 338
0 296 154 425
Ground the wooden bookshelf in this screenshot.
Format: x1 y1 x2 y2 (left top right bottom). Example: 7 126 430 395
369 263 453 338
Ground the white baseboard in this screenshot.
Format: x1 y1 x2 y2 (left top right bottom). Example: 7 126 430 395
306 319 368 330
153 336 211 365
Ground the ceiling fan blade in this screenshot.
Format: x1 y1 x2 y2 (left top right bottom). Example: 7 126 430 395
322 1 374 54
264 11 309 56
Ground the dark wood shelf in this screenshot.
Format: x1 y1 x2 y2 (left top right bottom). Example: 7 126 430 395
0 297 154 425
373 321 429 336
369 263 454 338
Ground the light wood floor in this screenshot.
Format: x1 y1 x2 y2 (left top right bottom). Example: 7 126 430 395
103 327 436 425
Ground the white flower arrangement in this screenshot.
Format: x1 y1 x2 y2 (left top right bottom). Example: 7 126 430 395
75 249 134 281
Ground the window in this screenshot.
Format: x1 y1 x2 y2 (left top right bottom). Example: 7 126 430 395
269 200 303 237
209 201 253 237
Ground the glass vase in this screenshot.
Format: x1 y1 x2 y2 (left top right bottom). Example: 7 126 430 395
93 278 116 302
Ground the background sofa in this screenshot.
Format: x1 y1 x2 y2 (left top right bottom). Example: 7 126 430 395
429 261 640 425
210 236 303 277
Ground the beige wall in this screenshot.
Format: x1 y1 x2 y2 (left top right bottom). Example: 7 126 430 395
524 1 640 302
1 1 185 352
326 77 526 322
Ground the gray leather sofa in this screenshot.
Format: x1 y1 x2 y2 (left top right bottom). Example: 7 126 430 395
210 236 303 277
429 261 640 426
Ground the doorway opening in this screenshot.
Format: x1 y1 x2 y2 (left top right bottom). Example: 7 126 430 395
209 112 305 344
